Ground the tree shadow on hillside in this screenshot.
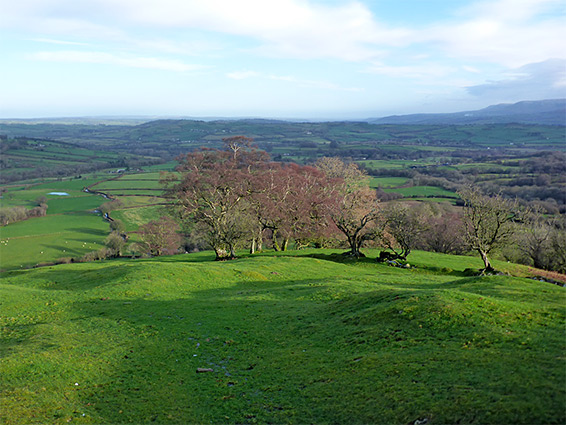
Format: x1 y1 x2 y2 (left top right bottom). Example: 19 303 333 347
66 278 352 424
42 243 86 257
22 264 134 291
61 275 563 425
68 227 107 237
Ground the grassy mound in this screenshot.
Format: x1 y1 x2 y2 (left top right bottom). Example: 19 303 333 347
1 252 564 424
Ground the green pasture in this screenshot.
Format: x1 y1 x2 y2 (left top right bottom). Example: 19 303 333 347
2 156 79 169
116 196 167 208
32 178 100 191
97 189 165 196
118 172 167 181
46 195 104 215
369 176 409 188
404 197 458 204
139 162 178 171
1 250 564 424
1 187 102 212
93 179 163 190
359 159 430 170
0 212 108 270
384 185 457 198
111 205 167 232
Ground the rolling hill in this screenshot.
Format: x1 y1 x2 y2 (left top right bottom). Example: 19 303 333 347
1 251 564 424
368 99 566 125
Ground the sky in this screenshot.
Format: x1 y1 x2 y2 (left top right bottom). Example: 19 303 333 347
1 0 565 119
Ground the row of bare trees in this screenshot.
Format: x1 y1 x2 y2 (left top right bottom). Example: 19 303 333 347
0 196 48 226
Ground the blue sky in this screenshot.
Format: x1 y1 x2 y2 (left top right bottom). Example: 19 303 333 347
1 0 565 119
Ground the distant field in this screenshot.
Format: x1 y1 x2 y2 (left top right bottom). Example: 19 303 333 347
0 170 175 269
93 179 163 190
0 139 137 183
97 189 165 196
0 212 107 269
360 159 427 169
118 172 167 180
112 205 167 232
369 177 409 188
142 161 178 171
46 195 104 215
384 185 458 198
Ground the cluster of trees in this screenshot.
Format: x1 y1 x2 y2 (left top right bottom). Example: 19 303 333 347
506 209 566 274
0 196 48 226
164 137 335 260
159 138 565 274
47 136 563 276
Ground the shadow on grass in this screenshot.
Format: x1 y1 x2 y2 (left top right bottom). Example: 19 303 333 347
4 256 565 424
68 227 107 237
68 280 356 424
42 244 86 257
18 264 134 291
64 275 565 425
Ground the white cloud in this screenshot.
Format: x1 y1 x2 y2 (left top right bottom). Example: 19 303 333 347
427 0 566 67
29 50 205 72
3 0 412 62
467 59 566 100
226 69 362 92
226 70 262 80
31 38 90 46
4 0 564 67
365 63 455 80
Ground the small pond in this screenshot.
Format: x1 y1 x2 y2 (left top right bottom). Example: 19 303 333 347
47 192 70 196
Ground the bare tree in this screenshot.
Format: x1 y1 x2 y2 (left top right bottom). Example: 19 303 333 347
138 216 182 257
104 232 126 258
421 211 466 255
169 149 248 259
514 207 554 270
380 202 430 260
549 215 566 274
458 186 519 272
248 162 332 252
316 157 381 257
167 141 266 260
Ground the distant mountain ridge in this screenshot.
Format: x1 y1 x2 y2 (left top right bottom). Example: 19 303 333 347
368 99 566 126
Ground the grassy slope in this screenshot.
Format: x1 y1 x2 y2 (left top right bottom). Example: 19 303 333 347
1 251 564 424
0 213 108 269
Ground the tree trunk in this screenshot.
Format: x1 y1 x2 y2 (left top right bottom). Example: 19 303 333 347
281 238 289 251
348 236 365 257
257 238 263 253
479 249 494 272
272 229 281 251
250 237 256 254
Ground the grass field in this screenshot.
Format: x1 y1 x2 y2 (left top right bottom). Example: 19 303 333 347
0 171 174 270
383 185 458 198
1 250 564 424
112 205 168 232
0 139 131 183
0 212 108 270
369 177 410 188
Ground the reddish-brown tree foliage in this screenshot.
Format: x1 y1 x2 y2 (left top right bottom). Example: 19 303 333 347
316 157 381 257
248 162 333 252
167 137 267 260
138 216 182 257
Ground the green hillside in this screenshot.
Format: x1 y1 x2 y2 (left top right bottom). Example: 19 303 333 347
1 251 564 424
